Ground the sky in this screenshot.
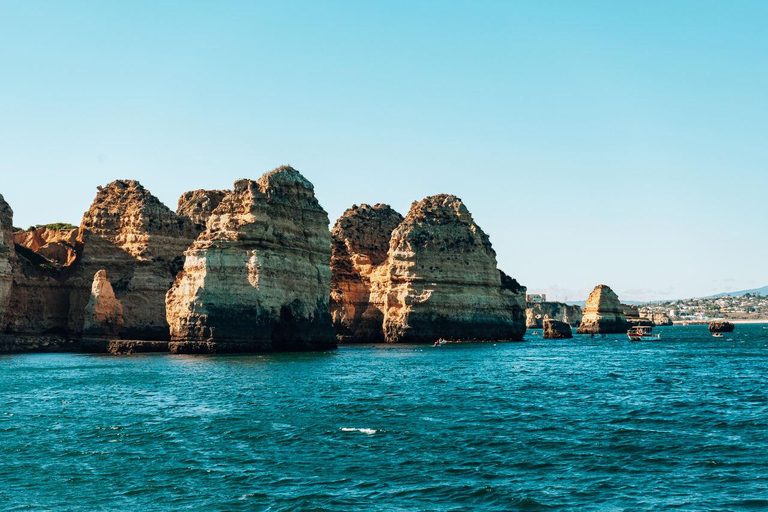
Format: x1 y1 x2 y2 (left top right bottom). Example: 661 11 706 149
1 1 766 301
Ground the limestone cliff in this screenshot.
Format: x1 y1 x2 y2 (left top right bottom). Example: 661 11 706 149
577 285 628 334
176 189 227 231
526 302 582 328
13 227 78 268
5 247 73 335
166 166 337 353
82 270 124 337
329 204 404 342
68 180 198 339
372 194 526 343
0 198 74 336
0 195 15 328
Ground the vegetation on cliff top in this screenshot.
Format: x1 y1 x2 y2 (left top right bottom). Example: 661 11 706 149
15 223 78 232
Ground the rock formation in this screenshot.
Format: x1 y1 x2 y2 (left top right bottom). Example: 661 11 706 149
4 246 73 335
329 204 404 342
543 318 573 339
639 308 673 326
526 302 582 328
709 321 735 333
176 189 227 231
13 227 78 268
166 166 337 353
0 195 15 328
68 180 198 340
82 270 124 337
577 285 628 334
622 304 653 328
0 196 76 338
366 194 527 343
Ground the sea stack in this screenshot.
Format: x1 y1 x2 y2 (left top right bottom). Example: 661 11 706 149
330 204 404 342
166 166 337 353
373 194 526 343
709 321 735 333
82 270 124 337
543 318 573 339
68 180 198 340
577 284 628 334
0 195 15 328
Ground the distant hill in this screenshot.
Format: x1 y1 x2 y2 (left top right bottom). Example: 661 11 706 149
707 285 768 298
564 300 645 307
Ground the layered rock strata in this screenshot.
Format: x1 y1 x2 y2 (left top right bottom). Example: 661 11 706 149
577 285 628 334
709 321 735 333
68 180 198 340
367 194 527 343
5 245 73 335
166 166 337 353
543 318 573 339
0 195 15 328
0 195 75 336
526 302 582 328
329 204 404 342
176 189 227 231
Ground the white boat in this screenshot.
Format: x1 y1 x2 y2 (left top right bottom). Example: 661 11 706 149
627 326 661 341
712 333 724 338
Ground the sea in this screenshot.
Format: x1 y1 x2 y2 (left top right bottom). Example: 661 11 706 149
1 324 767 511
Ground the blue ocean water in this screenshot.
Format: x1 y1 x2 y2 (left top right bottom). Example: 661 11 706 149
1 325 768 511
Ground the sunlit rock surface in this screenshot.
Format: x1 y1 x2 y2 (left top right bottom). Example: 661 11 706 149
577 285 628 334
166 166 336 353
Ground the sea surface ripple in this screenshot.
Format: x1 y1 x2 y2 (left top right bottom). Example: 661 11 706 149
1 325 768 511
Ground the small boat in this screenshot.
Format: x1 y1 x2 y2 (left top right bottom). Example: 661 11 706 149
531 331 539 336
712 333 724 338
627 326 661 341
433 338 447 347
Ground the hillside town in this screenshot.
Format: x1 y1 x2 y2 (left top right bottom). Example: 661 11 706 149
640 293 768 322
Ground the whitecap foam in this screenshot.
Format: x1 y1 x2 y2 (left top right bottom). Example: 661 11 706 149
340 427 377 435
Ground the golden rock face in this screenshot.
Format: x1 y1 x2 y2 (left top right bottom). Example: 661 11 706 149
331 195 527 343
577 284 629 334
67 180 199 340
166 166 337 353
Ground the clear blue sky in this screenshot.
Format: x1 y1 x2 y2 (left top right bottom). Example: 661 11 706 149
1 1 766 301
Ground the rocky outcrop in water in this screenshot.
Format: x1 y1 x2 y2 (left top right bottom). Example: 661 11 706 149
68 180 198 340
330 204 404 342
166 166 337 353
82 270 124 337
526 302 582 328
176 189 227 231
543 318 573 339
622 304 653 328
709 321 735 333
0 195 15 328
577 285 628 334
639 309 673 327
367 194 526 343
13 227 78 268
